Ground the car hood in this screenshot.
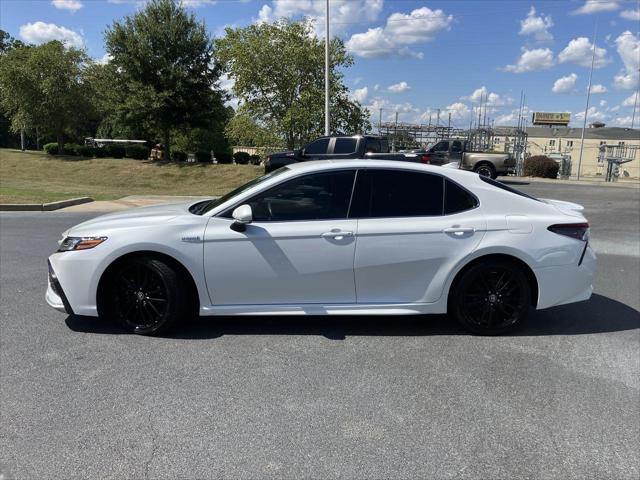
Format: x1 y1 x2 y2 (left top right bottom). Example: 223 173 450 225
66 200 204 236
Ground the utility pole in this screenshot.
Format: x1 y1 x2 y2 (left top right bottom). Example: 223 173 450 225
324 0 330 136
393 111 398 151
20 127 25 151
631 89 638 129
577 22 597 181
447 112 451 138
436 108 440 127
378 108 383 135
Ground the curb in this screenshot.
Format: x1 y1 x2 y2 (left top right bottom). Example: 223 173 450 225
0 197 94 212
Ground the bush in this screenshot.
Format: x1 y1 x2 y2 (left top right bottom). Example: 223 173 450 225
62 143 82 155
215 151 233 164
76 145 95 158
171 149 187 162
250 154 262 165
195 151 211 163
94 147 107 158
524 155 560 179
233 151 252 164
43 143 58 155
105 144 126 158
126 144 150 160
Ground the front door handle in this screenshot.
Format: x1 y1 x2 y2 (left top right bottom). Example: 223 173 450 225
321 231 354 240
443 227 475 235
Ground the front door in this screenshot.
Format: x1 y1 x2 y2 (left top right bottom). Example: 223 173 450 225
350 169 485 304
203 170 358 306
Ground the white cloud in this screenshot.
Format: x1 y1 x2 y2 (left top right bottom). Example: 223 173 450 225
519 6 553 42
218 73 239 109
620 9 640 21
622 92 639 107
610 115 634 126
599 99 607 107
352 86 369 103
504 47 554 73
346 6 453 58
574 106 607 122
610 105 621 112
572 0 620 15
613 31 640 89
365 96 421 122
262 0 383 36
461 86 512 106
558 37 610 68
445 102 471 119
181 0 217 7
387 81 411 93
51 0 83 12
552 73 579 93
96 53 112 64
495 112 517 125
590 84 608 93
19 22 84 48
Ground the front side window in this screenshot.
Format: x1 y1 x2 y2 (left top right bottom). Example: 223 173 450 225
431 141 449 153
243 171 356 222
334 137 358 154
304 138 330 155
350 169 444 218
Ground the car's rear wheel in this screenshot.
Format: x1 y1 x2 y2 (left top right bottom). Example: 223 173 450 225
108 257 188 335
474 163 496 179
450 260 530 335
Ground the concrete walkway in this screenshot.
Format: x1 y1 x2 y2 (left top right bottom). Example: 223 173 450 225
62 195 211 212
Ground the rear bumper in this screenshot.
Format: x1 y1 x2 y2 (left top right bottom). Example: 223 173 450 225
534 245 596 309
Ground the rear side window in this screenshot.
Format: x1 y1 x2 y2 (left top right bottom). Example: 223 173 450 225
334 137 358 154
444 179 478 214
479 176 540 202
305 138 330 155
364 138 381 153
451 141 463 153
350 169 444 218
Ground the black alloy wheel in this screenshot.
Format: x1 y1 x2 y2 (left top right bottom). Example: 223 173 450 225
451 260 530 335
110 257 188 335
475 164 496 179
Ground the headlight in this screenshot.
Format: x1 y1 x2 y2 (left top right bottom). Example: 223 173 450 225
58 236 107 252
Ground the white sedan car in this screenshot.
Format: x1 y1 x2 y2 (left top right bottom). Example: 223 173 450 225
46 160 596 335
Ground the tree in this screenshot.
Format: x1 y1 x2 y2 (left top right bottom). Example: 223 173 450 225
105 0 226 159
215 20 370 150
0 40 91 152
0 29 25 54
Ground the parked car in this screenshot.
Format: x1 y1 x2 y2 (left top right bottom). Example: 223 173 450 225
47 160 595 336
424 139 515 179
264 135 427 172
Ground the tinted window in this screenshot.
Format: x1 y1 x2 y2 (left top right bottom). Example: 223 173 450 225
451 141 463 153
246 171 356 221
350 170 444 218
431 141 449 152
364 138 381 153
334 138 357 154
479 176 540 202
305 138 330 155
444 179 478 214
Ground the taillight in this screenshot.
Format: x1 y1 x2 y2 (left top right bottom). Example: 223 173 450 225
547 223 590 241
420 154 431 164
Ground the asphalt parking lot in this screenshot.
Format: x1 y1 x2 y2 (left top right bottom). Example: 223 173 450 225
1 182 638 479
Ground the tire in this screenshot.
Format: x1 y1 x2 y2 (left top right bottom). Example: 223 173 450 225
105 257 190 335
474 163 496 179
450 260 531 335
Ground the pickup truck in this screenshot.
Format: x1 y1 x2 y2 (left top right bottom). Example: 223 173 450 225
423 139 515 179
264 135 427 173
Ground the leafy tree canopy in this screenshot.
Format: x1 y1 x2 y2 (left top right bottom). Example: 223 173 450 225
215 20 370 149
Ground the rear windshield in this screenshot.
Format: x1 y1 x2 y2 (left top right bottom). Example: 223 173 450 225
479 176 540 202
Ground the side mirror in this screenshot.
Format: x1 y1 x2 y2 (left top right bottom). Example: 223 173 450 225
230 204 252 232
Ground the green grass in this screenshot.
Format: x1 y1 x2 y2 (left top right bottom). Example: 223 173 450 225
0 149 263 204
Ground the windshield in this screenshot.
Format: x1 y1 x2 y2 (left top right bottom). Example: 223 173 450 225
190 167 289 215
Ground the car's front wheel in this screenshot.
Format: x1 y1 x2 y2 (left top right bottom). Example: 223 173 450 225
450 260 530 335
106 257 189 335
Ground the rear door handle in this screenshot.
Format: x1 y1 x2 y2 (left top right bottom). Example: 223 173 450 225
443 227 475 235
321 231 354 240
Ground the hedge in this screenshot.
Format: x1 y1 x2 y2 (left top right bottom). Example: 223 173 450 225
215 151 233 164
126 144 150 160
105 144 126 158
524 155 559 179
76 145 95 158
195 151 211 163
43 143 59 155
250 154 262 165
233 151 251 164
171 149 188 162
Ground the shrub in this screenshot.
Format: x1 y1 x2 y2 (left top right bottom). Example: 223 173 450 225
250 154 262 165
215 151 233 164
105 144 126 158
233 151 251 164
126 144 150 160
524 155 559 179
43 143 59 155
62 143 82 155
171 149 188 162
94 147 106 158
195 151 211 163
76 145 95 158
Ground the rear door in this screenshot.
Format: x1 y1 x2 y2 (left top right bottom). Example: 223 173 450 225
351 169 486 304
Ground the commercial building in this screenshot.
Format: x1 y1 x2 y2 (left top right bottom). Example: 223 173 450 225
493 125 640 179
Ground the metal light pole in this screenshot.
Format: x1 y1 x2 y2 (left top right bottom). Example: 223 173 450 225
577 23 597 181
324 0 330 136
631 89 638 129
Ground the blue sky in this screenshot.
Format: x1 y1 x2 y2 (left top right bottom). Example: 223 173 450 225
1 0 639 129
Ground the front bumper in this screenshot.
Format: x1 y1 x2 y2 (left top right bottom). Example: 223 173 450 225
46 261 73 315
